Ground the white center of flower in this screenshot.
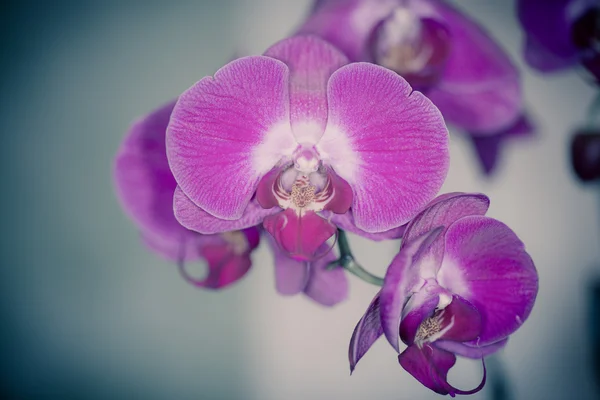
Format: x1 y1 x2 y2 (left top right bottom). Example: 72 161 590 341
272 145 336 215
293 144 320 174
376 7 433 73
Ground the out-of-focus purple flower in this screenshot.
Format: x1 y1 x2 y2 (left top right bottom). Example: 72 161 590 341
349 193 538 396
269 238 349 306
299 0 531 174
114 100 260 289
518 0 599 82
167 35 449 261
571 129 600 181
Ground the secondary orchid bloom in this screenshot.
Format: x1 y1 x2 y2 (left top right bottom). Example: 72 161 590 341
167 35 449 261
518 0 599 83
114 100 260 289
349 193 538 396
298 0 531 174
270 239 349 306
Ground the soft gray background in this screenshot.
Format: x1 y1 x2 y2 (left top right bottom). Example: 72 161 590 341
1 0 598 399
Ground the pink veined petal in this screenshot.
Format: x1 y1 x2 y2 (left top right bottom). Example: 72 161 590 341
180 241 252 289
380 228 443 352
402 192 490 273
174 186 279 234
425 0 522 134
114 99 197 253
166 56 295 220
263 209 337 261
399 344 487 396
349 292 384 373
439 215 539 346
323 210 406 240
264 35 348 140
269 238 310 296
304 245 349 306
435 337 508 359
319 63 449 232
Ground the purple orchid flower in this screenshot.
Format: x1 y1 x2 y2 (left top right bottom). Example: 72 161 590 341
349 193 538 396
114 100 349 305
115 100 262 289
518 0 599 82
298 0 532 174
166 35 449 261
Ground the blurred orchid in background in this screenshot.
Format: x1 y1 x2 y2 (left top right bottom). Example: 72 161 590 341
299 0 532 174
167 35 449 261
349 193 538 396
114 100 260 289
517 0 599 83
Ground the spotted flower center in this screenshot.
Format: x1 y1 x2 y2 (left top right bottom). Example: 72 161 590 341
414 308 454 347
291 180 316 208
272 144 338 214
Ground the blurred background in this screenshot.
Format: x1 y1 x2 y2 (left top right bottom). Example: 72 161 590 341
0 0 598 399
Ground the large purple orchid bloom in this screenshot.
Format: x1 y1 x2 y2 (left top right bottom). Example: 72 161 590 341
349 193 538 396
114 100 349 305
518 0 599 82
114 100 260 289
166 35 449 261
298 0 531 174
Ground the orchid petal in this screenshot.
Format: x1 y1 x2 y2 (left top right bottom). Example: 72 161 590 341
322 169 353 214
270 239 310 295
141 230 201 262
402 192 490 270
174 186 279 234
439 215 538 346
436 337 508 359
114 100 197 256
380 228 443 352
304 246 349 306
399 344 487 396
398 344 457 396
265 35 348 140
263 209 337 261
436 295 482 343
166 56 296 220
469 114 534 175
349 293 384 373
426 0 522 133
319 63 449 232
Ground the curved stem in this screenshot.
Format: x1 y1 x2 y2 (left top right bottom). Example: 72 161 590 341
327 229 385 286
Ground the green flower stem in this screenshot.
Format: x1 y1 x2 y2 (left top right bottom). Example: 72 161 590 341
327 229 384 287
